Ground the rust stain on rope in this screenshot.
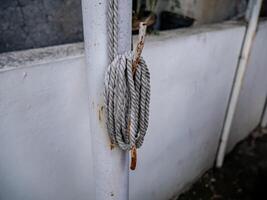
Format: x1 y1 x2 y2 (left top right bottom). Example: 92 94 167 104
130 146 137 170
132 22 147 75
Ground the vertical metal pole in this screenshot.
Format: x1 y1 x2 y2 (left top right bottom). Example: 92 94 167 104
216 0 263 168
260 97 267 128
81 0 131 199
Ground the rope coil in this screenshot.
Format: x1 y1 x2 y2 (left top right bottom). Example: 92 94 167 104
104 0 151 170
104 52 150 150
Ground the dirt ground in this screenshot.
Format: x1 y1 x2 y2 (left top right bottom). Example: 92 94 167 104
177 130 267 200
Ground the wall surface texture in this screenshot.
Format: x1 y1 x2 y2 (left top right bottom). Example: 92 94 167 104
0 21 266 200
0 0 83 53
0 51 94 200
129 22 244 200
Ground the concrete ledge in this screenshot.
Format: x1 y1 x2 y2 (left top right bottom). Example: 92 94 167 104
0 43 84 71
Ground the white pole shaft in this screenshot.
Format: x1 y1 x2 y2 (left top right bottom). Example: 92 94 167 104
216 0 263 168
261 98 267 128
81 0 131 199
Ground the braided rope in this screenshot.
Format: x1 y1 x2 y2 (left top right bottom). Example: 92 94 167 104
107 0 118 62
104 0 150 151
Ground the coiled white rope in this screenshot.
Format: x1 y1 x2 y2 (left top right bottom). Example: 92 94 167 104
104 52 150 150
104 0 151 169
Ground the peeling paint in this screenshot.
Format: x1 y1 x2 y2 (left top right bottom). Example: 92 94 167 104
98 105 104 122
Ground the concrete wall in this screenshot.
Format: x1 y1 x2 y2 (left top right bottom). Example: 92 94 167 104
0 21 266 200
129 22 244 200
0 0 83 53
0 46 94 200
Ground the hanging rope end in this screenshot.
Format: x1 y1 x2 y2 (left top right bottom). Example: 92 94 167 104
130 146 137 170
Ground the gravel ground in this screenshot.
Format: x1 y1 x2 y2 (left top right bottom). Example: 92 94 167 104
178 130 267 200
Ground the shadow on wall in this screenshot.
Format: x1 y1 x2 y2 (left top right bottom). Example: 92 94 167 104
0 0 84 53
261 0 267 17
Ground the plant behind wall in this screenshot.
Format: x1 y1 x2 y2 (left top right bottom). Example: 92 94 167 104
160 0 194 30
133 0 157 31
132 0 195 31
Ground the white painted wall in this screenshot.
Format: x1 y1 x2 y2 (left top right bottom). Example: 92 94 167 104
0 21 266 200
129 22 245 200
0 53 95 200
